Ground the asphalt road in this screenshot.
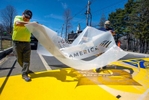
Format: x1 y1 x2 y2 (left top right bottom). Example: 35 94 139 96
0 50 149 77
0 50 69 77
1 50 149 100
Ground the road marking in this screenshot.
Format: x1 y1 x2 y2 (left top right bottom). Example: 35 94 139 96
38 53 52 70
138 89 149 100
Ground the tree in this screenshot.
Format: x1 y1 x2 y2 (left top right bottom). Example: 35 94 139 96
0 5 17 34
126 0 149 52
63 9 72 40
0 23 4 32
98 13 106 28
109 8 126 34
108 0 149 53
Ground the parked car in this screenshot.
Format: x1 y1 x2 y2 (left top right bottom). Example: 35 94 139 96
68 33 78 43
30 34 38 50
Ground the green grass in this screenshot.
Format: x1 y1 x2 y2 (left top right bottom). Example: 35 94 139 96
1 40 12 50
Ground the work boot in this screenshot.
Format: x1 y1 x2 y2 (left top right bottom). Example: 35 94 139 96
96 66 107 73
27 70 34 74
22 74 31 82
103 66 107 69
95 68 101 73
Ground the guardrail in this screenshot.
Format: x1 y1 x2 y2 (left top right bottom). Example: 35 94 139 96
0 47 13 60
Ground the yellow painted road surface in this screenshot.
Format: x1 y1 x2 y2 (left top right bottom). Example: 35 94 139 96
1 58 149 100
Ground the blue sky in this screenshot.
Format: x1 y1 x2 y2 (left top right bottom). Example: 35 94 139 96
0 0 128 35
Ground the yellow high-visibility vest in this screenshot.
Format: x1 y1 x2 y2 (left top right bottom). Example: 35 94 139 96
12 16 31 42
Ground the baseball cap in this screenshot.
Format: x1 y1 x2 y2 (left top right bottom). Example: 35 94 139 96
23 10 32 19
104 20 110 25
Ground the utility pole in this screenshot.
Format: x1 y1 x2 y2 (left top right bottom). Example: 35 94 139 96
85 0 92 26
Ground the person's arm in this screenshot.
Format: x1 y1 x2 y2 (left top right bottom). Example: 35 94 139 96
110 30 116 35
108 28 116 35
15 21 30 26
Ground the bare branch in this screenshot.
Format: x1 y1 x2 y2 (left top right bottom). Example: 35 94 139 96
0 5 17 34
63 9 72 40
